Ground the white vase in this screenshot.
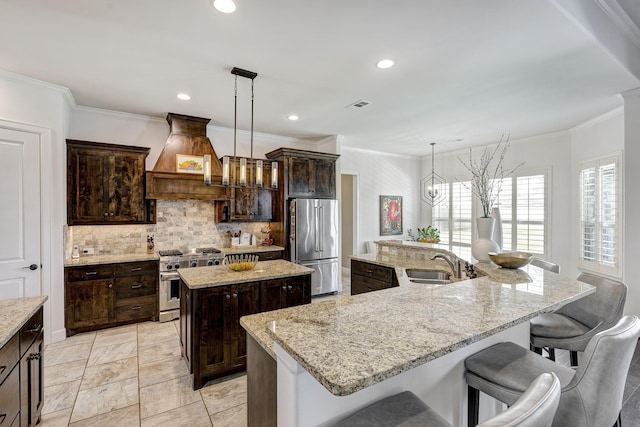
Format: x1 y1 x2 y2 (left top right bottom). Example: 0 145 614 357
472 217 500 262
491 207 503 252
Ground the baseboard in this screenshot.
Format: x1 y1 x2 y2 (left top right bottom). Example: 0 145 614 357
50 328 67 344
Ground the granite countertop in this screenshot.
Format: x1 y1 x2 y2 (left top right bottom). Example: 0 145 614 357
218 245 285 255
64 252 159 267
0 296 48 348
241 257 595 396
179 259 313 290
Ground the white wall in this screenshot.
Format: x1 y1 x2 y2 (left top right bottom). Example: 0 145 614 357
339 147 421 255
0 70 72 344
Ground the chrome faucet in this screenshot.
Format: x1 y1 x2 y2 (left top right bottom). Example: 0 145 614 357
430 253 462 278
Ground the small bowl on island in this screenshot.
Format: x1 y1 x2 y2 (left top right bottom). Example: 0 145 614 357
224 254 259 272
487 251 534 269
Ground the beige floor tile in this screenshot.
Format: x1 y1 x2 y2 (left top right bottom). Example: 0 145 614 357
38 407 72 427
68 404 139 427
80 357 138 390
86 340 137 366
44 343 92 367
201 374 247 415
70 377 139 423
139 355 189 388
44 359 86 387
45 332 96 351
92 330 137 348
138 323 179 347
138 337 181 364
95 323 138 336
137 319 175 332
140 400 212 427
42 380 81 415
210 403 247 427
139 375 203 419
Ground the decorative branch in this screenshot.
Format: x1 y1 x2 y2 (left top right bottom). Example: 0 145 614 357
456 134 524 218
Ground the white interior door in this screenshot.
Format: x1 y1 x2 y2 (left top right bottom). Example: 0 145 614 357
0 127 41 299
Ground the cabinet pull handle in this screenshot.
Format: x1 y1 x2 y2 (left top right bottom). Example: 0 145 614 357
131 306 142 310
131 267 142 272
0 366 5 375
131 284 143 289
28 352 41 361
0 414 6 424
26 323 42 334
85 271 98 276
366 270 373 274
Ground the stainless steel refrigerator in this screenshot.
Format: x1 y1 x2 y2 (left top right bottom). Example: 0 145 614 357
289 198 340 296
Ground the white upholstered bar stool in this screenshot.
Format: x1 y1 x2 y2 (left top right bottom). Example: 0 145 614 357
530 271 627 365
332 373 561 427
465 315 640 427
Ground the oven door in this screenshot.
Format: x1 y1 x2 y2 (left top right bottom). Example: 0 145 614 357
159 271 181 312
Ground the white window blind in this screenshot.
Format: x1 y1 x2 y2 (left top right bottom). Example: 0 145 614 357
579 154 620 276
432 181 472 249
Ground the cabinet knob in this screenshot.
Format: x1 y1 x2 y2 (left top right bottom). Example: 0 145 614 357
288 285 292 291
104 212 109 216
109 283 113 288
232 293 238 299
28 352 41 361
226 294 231 300
110 212 114 216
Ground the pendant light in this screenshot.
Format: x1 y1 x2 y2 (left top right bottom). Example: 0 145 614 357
220 67 278 189
420 143 446 206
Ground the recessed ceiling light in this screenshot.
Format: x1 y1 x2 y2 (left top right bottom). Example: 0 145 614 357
288 115 299 121
376 59 395 69
177 93 191 101
212 0 236 13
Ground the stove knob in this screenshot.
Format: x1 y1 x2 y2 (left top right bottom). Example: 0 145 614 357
191 261 197 268
214 259 221 265
166 264 172 270
174 263 180 269
207 260 214 266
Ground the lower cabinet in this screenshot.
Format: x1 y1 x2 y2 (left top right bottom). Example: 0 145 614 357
181 274 311 390
351 259 399 295
0 307 44 427
65 260 159 335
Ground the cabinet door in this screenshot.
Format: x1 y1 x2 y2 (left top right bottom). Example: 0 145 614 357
107 153 146 222
229 283 260 368
198 287 233 377
312 159 336 198
284 277 310 308
68 147 108 224
260 280 286 312
179 281 192 370
287 157 314 197
65 279 114 330
231 187 273 221
20 332 43 427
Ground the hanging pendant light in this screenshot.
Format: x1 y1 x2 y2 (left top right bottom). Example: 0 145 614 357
420 142 446 206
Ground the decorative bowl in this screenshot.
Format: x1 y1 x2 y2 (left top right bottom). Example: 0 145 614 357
224 254 259 272
487 251 534 269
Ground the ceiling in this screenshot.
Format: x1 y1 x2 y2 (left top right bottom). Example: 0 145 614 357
1 0 639 156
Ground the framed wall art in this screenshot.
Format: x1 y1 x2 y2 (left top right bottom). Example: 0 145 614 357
176 154 204 174
380 195 403 235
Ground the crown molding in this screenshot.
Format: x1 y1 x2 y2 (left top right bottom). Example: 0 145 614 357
73 105 166 123
595 0 640 49
570 106 624 130
0 69 76 109
340 145 417 159
621 86 640 98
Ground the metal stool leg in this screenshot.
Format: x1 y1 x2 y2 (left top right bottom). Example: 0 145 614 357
468 385 480 426
570 350 579 366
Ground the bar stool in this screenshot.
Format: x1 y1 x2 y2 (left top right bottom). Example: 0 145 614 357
530 272 627 365
465 315 640 427
332 373 560 427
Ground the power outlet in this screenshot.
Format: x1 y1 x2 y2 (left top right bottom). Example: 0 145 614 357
82 247 95 255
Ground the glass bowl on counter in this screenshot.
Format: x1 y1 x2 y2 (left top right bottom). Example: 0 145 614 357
487 251 534 269
224 254 259 271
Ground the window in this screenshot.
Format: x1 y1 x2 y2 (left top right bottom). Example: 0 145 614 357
579 154 621 277
432 181 473 260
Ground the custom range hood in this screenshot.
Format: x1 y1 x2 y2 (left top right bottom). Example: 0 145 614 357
146 113 229 200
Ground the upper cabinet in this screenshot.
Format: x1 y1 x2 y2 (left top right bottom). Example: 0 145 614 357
266 148 340 199
67 140 153 225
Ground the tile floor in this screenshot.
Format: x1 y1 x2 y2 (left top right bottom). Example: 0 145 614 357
39 271 640 426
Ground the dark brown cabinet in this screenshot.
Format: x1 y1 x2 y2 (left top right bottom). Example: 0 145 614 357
181 273 311 389
215 162 275 223
351 260 399 295
65 260 158 335
0 307 44 427
67 140 153 225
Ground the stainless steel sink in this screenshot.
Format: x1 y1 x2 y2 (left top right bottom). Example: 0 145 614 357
405 269 452 284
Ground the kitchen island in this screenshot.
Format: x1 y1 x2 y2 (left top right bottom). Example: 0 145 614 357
241 251 594 426
178 260 312 389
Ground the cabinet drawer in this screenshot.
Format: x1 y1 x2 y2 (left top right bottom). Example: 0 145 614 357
20 308 43 357
351 274 394 295
0 335 18 386
115 295 156 322
66 265 115 281
257 251 283 261
116 275 157 299
118 261 158 277
0 365 19 427
351 261 393 282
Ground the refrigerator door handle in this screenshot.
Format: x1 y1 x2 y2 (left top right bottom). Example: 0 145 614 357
314 206 320 252
319 206 324 252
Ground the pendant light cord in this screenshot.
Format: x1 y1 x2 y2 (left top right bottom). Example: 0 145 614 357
233 74 238 186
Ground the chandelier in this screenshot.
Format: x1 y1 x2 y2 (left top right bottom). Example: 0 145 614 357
420 143 446 206
207 67 278 190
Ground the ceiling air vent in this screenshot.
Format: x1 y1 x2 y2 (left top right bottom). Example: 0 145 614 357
345 99 371 110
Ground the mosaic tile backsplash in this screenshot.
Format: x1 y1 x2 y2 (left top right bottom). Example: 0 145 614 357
65 200 271 259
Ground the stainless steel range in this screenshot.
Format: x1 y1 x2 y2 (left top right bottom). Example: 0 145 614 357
158 248 224 322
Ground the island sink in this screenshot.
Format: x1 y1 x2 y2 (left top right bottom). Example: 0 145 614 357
405 269 452 284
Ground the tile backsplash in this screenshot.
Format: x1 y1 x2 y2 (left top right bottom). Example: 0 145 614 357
65 200 271 259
